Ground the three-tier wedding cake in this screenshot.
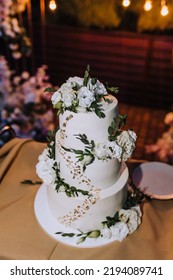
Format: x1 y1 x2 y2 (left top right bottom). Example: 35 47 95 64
36 67 142 245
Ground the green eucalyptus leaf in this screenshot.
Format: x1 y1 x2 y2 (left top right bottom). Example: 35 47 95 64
81 190 89 196
44 87 56 92
91 140 95 148
74 150 84 154
108 126 114 135
62 233 76 237
103 97 112 104
107 86 119 94
95 109 105 118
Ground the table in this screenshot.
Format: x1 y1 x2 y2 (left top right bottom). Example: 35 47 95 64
0 138 173 260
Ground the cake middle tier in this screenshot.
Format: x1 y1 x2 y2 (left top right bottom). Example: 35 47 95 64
56 131 121 190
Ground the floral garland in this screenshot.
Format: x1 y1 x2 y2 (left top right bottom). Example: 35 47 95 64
36 120 137 196
46 66 119 118
55 187 144 244
61 115 137 171
36 140 91 197
36 140 143 244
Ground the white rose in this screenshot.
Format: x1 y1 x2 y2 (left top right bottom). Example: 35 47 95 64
46 158 55 170
119 208 141 234
111 222 129 241
116 131 136 161
36 160 47 178
42 170 56 186
101 227 112 239
131 205 142 218
38 147 49 161
78 86 95 108
119 209 130 222
36 149 56 187
60 82 74 94
93 142 108 159
128 129 137 141
122 151 132 161
51 90 62 105
86 79 107 96
128 214 141 234
62 91 76 107
107 141 122 160
67 76 83 88
116 131 130 147
36 157 54 178
94 80 107 96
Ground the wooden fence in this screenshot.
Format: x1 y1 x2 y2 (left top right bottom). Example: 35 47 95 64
33 24 173 110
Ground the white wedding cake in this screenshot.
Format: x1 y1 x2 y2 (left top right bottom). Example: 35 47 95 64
36 67 142 244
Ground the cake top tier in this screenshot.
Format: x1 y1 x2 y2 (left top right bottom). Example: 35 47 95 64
50 66 119 118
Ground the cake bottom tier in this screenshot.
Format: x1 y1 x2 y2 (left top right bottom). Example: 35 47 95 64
46 163 129 232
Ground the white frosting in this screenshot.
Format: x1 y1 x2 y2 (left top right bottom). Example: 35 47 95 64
46 163 129 232
46 94 128 232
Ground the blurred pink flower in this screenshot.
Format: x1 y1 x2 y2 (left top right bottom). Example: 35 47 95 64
12 51 22 59
0 0 31 58
21 71 30 80
145 123 173 164
0 57 56 141
164 112 173 126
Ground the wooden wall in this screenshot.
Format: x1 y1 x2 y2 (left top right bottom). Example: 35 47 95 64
33 24 173 110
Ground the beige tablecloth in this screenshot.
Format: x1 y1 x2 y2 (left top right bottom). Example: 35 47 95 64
0 138 173 260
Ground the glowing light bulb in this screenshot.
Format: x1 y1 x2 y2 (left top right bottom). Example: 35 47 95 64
49 0 57 11
161 1 169 16
144 0 152 11
122 0 131 8
161 5 169 16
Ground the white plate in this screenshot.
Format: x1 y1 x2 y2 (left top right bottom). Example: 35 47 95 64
132 162 173 200
34 184 121 248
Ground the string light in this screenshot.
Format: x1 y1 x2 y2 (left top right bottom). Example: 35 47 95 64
122 0 131 8
143 0 152 11
49 0 57 11
160 0 169 16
